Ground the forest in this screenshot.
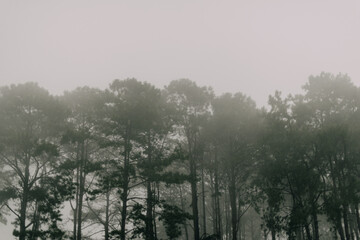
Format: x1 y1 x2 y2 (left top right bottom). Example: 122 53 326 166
1 72 360 240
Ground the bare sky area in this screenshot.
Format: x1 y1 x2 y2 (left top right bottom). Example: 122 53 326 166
0 0 360 107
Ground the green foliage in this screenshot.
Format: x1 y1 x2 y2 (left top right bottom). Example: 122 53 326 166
128 203 147 239
159 203 192 239
107 78 165 132
33 141 59 157
2 73 360 240
0 187 17 203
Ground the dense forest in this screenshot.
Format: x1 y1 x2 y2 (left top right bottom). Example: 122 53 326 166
1 72 360 240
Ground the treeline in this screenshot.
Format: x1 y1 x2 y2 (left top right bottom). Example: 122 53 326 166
1 72 360 240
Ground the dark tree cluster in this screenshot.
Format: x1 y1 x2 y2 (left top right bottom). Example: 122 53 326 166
1 72 360 240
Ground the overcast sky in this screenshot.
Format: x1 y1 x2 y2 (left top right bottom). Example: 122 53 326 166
1 1 360 108
0 1 360 238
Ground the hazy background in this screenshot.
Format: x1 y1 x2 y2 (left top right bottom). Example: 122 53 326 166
1 0 359 108
0 0 359 237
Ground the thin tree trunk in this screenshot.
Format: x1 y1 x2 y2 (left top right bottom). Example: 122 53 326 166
328 156 345 240
336 214 346 240
263 229 267 240
77 141 86 240
120 165 129 240
30 168 45 240
229 168 238 240
241 219 245 240
73 145 80 240
238 219 241 240
217 179 223 239
355 204 360 234
344 205 351 240
73 203 77 240
304 223 312 240
154 182 159 239
214 147 222 239
146 181 154 240
351 205 359 240
210 168 216 234
180 186 189 240
225 186 230 240
237 192 244 240
349 212 356 240
145 131 155 240
188 130 200 240
120 124 131 240
19 159 30 240
104 190 110 240
201 166 207 236
333 225 339 240
271 229 276 240
312 206 319 240
30 201 40 240
191 163 200 240
19 188 29 240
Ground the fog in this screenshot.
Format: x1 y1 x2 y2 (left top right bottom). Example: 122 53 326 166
1 0 359 107
1 1 360 240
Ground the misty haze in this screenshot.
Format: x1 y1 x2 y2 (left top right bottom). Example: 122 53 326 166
1 1 360 240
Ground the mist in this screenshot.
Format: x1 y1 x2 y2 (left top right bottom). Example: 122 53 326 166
1 0 360 107
1 1 360 240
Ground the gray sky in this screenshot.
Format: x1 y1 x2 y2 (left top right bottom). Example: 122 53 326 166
0 1 360 237
1 0 360 107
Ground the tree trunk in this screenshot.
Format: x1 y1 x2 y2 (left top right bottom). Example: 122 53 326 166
349 212 356 240
201 166 207 236
180 186 189 240
73 204 77 240
237 192 244 240
191 161 200 240
120 168 129 239
336 214 346 240
188 130 200 240
312 206 319 240
153 182 159 239
120 165 129 240
210 168 216 234
333 225 339 240
225 187 230 240
104 191 110 240
351 205 359 240
146 181 155 240
343 205 351 240
355 204 360 234
77 141 86 240
145 132 155 240
271 229 276 240
30 201 40 240
263 229 267 240
120 123 131 240
76 172 84 238
214 148 222 239
229 168 238 240
328 156 345 240
73 147 80 240
19 186 29 240
19 160 30 240
304 223 312 240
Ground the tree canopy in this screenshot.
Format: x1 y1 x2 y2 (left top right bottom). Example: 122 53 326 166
1 73 360 240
